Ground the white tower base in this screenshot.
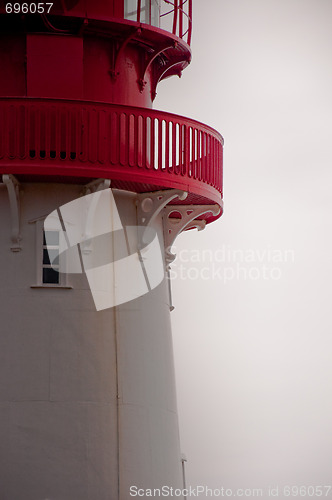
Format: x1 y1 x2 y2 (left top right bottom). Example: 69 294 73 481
0 182 184 500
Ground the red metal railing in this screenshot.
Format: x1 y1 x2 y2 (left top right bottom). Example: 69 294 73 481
160 0 192 45
0 98 223 205
135 0 192 45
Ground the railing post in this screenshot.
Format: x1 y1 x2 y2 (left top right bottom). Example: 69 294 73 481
179 0 183 39
187 0 192 45
137 0 141 22
158 118 163 170
150 117 155 169
165 120 170 171
173 0 178 36
172 121 176 170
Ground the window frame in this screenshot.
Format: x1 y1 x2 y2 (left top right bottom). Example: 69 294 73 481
124 0 160 27
42 229 61 285
30 219 72 289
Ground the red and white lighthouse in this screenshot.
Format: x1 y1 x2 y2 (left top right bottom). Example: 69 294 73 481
0 1 223 498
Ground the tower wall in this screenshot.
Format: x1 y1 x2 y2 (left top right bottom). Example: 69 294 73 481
0 183 183 499
0 32 154 107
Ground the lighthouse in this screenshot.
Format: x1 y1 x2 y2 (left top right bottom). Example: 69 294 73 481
0 1 223 499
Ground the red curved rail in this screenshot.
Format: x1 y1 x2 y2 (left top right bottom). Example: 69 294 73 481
0 98 223 207
160 0 192 45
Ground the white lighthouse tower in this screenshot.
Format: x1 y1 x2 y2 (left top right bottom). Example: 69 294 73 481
0 1 223 498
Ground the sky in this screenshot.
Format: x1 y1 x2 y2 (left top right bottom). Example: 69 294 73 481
156 1 332 497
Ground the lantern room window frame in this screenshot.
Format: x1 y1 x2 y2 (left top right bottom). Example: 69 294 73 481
124 0 192 45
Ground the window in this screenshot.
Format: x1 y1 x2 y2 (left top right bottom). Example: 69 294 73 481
42 230 60 284
29 218 71 289
150 0 160 27
124 0 137 21
124 0 160 27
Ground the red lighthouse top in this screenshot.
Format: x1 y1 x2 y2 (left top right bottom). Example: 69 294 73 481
0 0 223 223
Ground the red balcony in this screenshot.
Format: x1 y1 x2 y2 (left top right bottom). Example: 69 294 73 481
0 98 223 222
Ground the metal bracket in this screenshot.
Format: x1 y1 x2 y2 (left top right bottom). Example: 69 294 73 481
2 174 22 252
110 28 141 81
138 41 176 93
151 59 183 101
136 189 187 312
136 191 219 312
163 204 221 264
136 189 187 230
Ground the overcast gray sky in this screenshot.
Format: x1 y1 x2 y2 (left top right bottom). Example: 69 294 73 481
157 1 332 497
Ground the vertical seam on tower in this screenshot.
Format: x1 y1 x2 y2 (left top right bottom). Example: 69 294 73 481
114 303 120 500
114 306 120 500
112 197 121 500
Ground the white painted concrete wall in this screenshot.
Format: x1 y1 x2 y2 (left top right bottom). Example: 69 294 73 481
0 183 183 500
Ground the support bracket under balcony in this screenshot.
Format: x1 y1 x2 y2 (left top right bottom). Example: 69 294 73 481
163 204 221 264
136 189 188 313
136 189 187 230
2 174 22 252
138 41 177 93
151 58 184 100
110 28 141 81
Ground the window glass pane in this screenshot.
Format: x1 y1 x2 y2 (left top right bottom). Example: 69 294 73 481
124 0 160 26
43 230 59 246
140 0 148 24
151 0 160 27
124 0 138 21
43 267 60 284
43 249 59 266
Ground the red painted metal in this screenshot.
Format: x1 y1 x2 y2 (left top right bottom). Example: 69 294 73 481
179 1 183 39
0 0 222 222
137 0 142 22
0 1 192 46
0 98 223 210
0 22 191 107
160 0 192 45
187 0 192 46
27 35 83 99
173 0 178 36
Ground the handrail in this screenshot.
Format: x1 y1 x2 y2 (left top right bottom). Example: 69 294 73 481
0 98 223 205
137 0 142 22
161 0 192 45
133 0 192 46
